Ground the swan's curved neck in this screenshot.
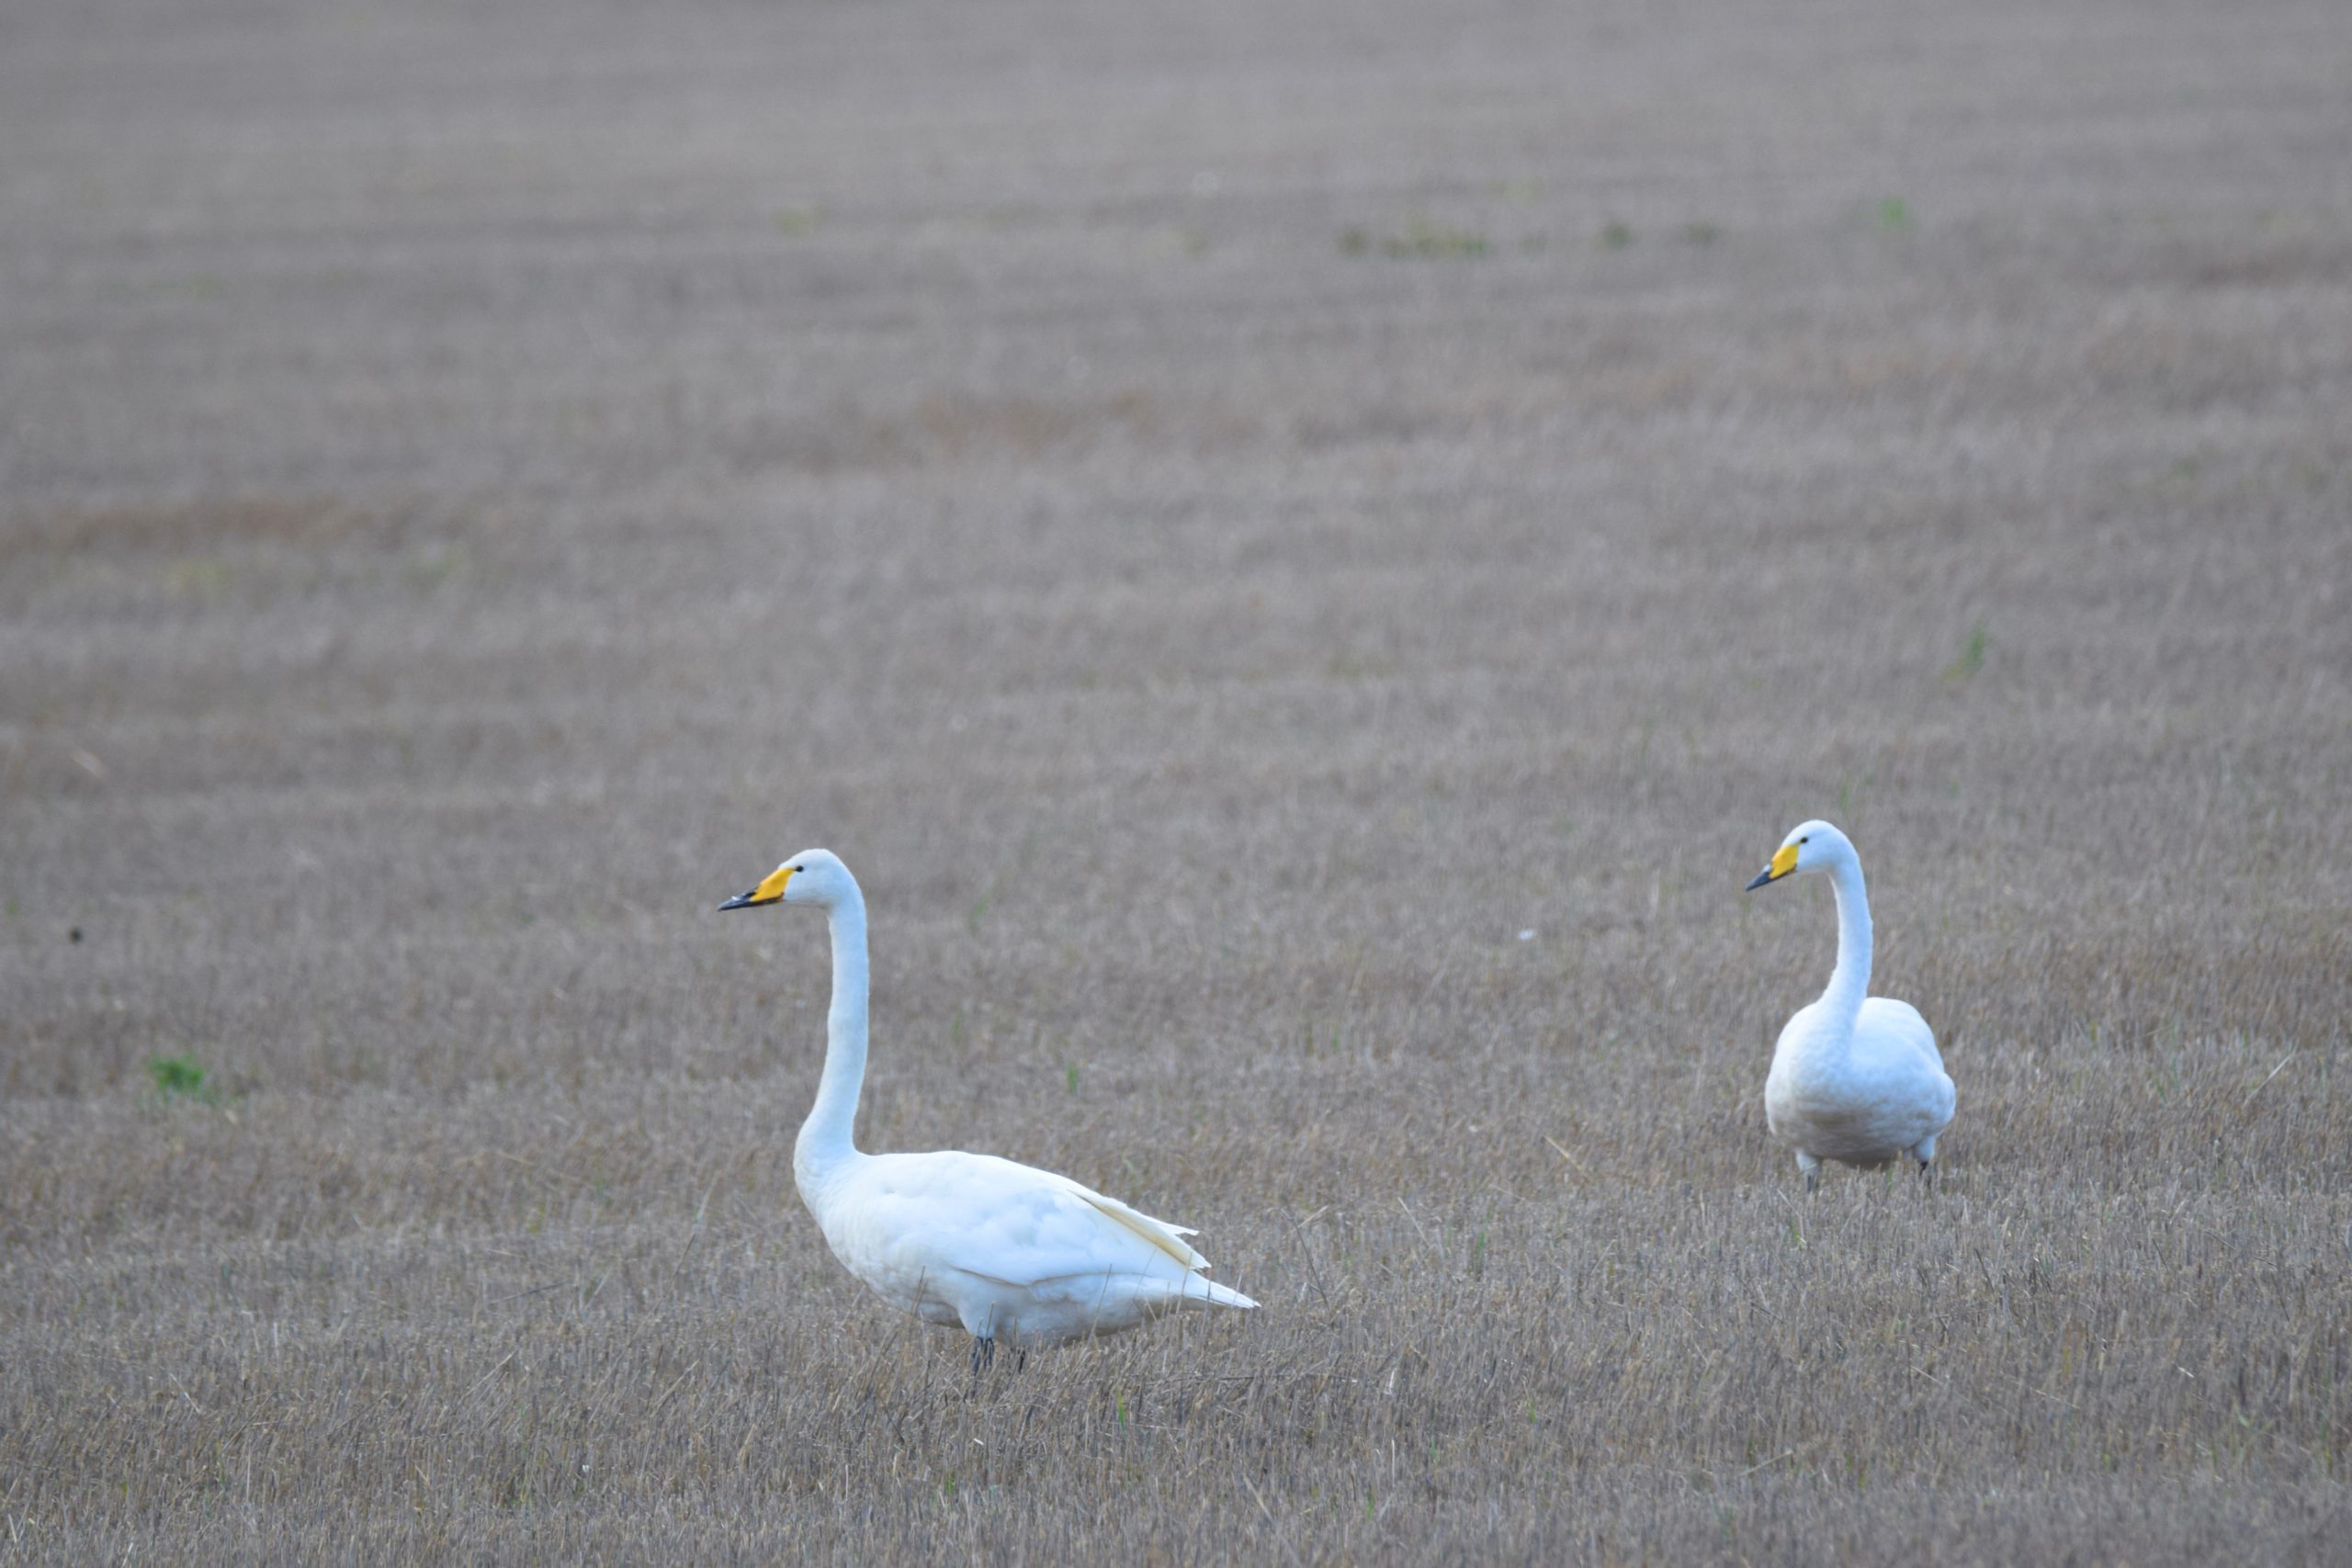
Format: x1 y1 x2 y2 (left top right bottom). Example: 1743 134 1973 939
796 889 870 1191
1821 854 1872 1021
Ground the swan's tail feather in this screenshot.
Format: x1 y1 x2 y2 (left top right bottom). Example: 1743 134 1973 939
1186 1277 1257 1312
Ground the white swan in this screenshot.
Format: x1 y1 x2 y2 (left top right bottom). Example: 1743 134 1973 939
718 849 1255 1368
1745 820 1955 1190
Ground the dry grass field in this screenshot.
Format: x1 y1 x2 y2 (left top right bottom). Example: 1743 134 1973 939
6 0 2352 1561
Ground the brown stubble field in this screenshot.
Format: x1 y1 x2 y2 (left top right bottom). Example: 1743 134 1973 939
4 0 2352 1561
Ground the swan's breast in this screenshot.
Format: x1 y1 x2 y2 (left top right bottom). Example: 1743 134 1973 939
1767 1087 1908 1162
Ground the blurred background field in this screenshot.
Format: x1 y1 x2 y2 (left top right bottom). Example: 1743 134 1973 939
3 0 2350 1561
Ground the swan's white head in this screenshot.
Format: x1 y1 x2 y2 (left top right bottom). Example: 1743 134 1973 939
718 847 857 911
1745 819 1854 891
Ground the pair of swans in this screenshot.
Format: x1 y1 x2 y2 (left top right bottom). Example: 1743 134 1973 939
718 818 1952 1362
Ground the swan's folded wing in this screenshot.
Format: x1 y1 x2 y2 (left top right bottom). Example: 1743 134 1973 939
1860 997 1942 1070
852 1152 1214 1290
1858 997 1956 1131
1057 1181 1208 1270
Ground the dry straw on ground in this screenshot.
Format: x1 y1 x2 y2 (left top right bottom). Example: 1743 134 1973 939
4 0 2350 1562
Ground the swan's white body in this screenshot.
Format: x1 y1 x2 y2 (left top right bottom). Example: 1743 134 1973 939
801 1150 1250 1348
1748 821 1955 1188
722 850 1254 1358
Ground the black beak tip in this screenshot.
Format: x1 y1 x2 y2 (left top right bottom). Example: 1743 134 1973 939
718 892 757 911
1744 869 1775 892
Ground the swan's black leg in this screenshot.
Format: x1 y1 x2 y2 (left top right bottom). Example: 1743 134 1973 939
1014 1347 1027 1373
971 1336 994 1377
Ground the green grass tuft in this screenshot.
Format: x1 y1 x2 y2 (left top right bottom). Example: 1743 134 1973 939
1343 219 1490 258
1943 618 1988 682
145 1054 222 1104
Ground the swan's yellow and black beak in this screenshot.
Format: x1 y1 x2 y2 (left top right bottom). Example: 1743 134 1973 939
1744 843 1799 892
718 864 795 911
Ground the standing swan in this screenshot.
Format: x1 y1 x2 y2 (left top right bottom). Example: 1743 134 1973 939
718 849 1255 1369
1744 821 1955 1190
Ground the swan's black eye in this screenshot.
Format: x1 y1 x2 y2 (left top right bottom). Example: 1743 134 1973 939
1798 837 1809 845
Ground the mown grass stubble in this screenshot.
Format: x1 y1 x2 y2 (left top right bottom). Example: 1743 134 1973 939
4 0 2351 1560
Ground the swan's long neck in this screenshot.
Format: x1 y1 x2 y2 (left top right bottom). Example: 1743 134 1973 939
795 888 870 1194
1820 852 1872 1023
